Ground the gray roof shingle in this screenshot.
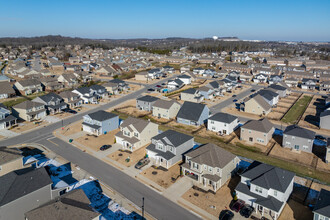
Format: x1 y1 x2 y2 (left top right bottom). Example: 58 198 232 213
241 118 273 133
86 110 118 121
208 112 237 124
284 125 315 140
313 189 330 217
177 101 207 122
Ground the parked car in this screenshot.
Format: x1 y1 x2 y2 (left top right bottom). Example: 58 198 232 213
232 95 237 97
147 88 155 92
100 145 112 151
251 89 256 92
233 99 238 102
135 157 150 169
231 200 245 212
240 205 254 218
219 210 234 220
64 109 77 114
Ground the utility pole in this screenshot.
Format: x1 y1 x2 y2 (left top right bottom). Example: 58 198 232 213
142 197 144 220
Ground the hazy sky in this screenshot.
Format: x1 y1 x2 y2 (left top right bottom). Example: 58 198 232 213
1 0 330 41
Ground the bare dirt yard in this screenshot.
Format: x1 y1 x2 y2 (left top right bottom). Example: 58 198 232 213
278 199 313 220
141 163 181 189
181 176 239 218
11 120 49 133
108 145 148 167
75 128 119 152
298 95 324 129
60 120 83 136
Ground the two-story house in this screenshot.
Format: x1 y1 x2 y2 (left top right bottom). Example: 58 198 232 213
57 73 79 88
181 143 239 192
207 113 239 135
282 125 315 153
177 101 209 126
243 94 272 116
167 79 185 90
0 105 17 129
180 88 204 103
301 78 318 90
313 189 330 220
59 91 83 109
115 117 158 152
235 161 295 220
72 85 107 104
240 118 274 146
82 110 119 136
0 146 23 176
152 99 181 119
146 130 194 169
136 95 159 111
177 75 192 85
12 100 46 121
33 93 68 114
14 79 43 95
89 85 108 99
0 82 16 99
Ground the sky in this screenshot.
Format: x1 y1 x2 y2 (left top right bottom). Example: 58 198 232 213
1 0 330 41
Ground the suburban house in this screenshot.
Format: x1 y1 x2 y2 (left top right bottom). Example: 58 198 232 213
207 113 239 135
72 85 107 104
180 88 204 103
320 110 330 130
285 78 299 88
57 73 79 88
240 118 274 146
14 79 43 95
0 167 59 220
177 75 192 85
256 89 279 106
181 143 240 192
268 75 283 85
267 84 288 98
253 74 268 83
167 79 184 90
0 105 17 129
136 95 159 111
108 79 129 92
135 71 150 81
152 99 181 119
82 110 119 136
163 65 175 74
59 90 83 109
244 94 272 116
313 189 330 220
282 125 315 153
146 130 194 169
301 78 318 90
177 101 209 126
33 93 68 114
326 138 330 164
0 82 16 99
115 117 158 152
193 67 205 75
25 189 100 220
320 81 330 92
40 77 64 91
198 86 217 100
235 161 295 220
0 146 23 176
12 100 46 121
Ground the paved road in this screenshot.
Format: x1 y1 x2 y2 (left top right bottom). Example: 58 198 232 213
33 55 41 72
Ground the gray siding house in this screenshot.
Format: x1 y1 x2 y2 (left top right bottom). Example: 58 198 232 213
146 130 194 169
313 189 330 220
177 101 209 126
82 110 119 136
33 93 68 114
181 143 240 192
0 167 58 220
282 125 315 153
136 95 159 111
320 110 330 130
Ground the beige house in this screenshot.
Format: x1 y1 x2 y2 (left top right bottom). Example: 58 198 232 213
12 100 46 121
14 79 43 95
0 147 24 176
152 99 181 119
135 71 149 81
180 88 204 103
240 118 274 146
115 117 158 152
244 94 271 116
181 143 240 192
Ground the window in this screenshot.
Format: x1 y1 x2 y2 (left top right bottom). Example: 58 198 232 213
294 145 299 150
274 190 277 196
134 132 139 138
212 127 216 130
308 139 311 143
208 167 213 172
193 163 199 169
210 121 214 124
217 168 220 173
248 130 251 133
292 136 295 140
204 165 207 170
157 143 163 150
255 186 263 193
303 145 308 149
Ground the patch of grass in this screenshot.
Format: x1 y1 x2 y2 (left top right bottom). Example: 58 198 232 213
2 97 27 108
281 95 312 124
235 142 262 153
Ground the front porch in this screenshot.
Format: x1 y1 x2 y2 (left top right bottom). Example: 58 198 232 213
0 115 17 129
252 204 278 220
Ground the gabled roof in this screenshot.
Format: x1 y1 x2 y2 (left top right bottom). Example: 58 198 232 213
313 189 330 217
241 161 295 193
246 94 271 111
109 78 126 84
284 125 315 139
13 100 44 109
16 79 40 87
120 117 151 133
208 112 237 124
177 74 191 79
185 143 236 168
0 82 15 94
137 95 159 103
25 189 100 220
168 79 184 86
86 110 118 121
152 99 180 110
0 167 52 206
268 84 286 91
59 91 79 99
177 101 208 121
241 118 273 133
152 129 193 147
182 88 197 94
89 84 105 90
36 92 63 103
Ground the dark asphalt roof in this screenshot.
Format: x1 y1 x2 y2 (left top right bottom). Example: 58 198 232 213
241 161 295 193
152 129 193 147
86 110 118 121
146 144 176 160
313 189 330 217
109 78 125 84
0 167 52 206
241 118 273 133
177 101 207 122
178 74 191 79
82 122 101 130
268 84 286 91
208 112 237 124
182 88 197 94
136 95 159 103
284 125 315 140
37 93 63 103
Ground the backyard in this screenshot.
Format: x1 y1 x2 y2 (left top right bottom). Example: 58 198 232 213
281 95 313 124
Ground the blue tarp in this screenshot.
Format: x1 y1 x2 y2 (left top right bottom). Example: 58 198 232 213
314 139 326 147
273 128 283 136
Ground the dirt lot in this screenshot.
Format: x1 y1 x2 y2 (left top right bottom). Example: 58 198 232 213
278 199 313 220
75 128 119 152
181 176 239 218
268 143 314 166
11 120 49 133
316 158 330 172
230 136 270 153
108 145 148 167
53 112 73 119
141 163 181 189
298 95 324 129
60 120 83 136
225 107 262 120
